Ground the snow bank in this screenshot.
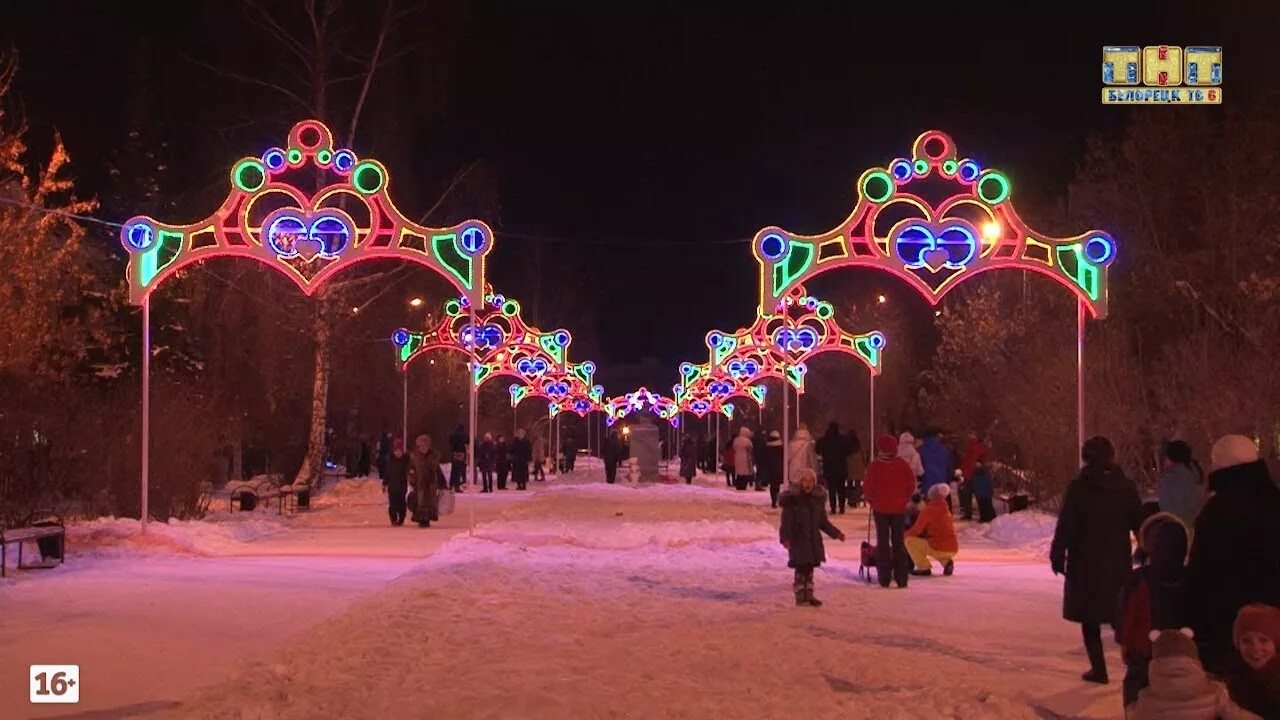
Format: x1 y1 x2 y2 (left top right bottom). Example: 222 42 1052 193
960 510 1057 558
67 513 287 557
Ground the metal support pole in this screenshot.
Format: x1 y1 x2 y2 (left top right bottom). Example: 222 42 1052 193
869 372 876 445
782 369 790 486
402 369 408 445
1077 299 1086 466
140 297 151 533
468 303 479 487
715 413 721 482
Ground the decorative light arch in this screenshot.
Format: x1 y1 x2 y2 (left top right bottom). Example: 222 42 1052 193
750 130 1115 318
121 119 495 531
605 387 679 427
121 120 492 306
751 129 1117 461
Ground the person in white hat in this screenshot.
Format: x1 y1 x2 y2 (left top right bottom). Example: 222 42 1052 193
1186 434 1280 675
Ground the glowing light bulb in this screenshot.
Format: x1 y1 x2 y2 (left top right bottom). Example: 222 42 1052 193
934 310 942 317
981 221 1002 241
409 297 424 307
351 306 359 313
877 294 887 304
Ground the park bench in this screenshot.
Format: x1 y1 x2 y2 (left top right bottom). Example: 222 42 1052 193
1 510 66 578
228 474 312 514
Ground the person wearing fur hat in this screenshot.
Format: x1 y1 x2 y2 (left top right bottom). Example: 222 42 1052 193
1131 628 1260 719
764 430 785 508
1051 435 1144 685
779 468 846 607
864 433 917 588
904 483 959 577
897 430 925 484
787 424 818 485
1187 435 1280 675
1227 604 1280 718
1116 512 1191 707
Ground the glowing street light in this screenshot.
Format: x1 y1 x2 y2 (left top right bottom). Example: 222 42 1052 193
351 306 360 314
982 221 1002 241
409 297 424 308
934 310 942 317
877 294 887 304
621 426 631 436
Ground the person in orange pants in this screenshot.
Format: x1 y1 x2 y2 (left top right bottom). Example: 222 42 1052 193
905 483 959 576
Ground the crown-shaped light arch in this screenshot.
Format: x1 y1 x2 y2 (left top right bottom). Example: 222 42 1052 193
120 120 492 306
751 130 1116 318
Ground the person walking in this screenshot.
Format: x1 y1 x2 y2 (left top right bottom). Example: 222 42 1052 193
1050 435 1143 685
958 432 989 520
764 430 784 508
1157 439 1206 532
531 431 547 482
495 434 511 490
864 434 917 589
448 424 469 492
376 431 393 482
408 434 443 527
722 438 736 487
1186 434 1280 675
918 428 951 504
787 424 817 485
511 429 533 490
779 468 846 606
845 429 866 508
603 429 623 484
732 427 755 490
816 422 852 514
478 433 496 493
679 433 697 484
382 437 410 526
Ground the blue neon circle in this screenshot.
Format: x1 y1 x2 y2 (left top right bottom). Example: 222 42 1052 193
760 233 786 261
460 226 487 254
554 331 570 347
679 362 693 375
583 361 596 374
125 223 154 250
708 332 722 346
958 160 980 182
1084 236 1114 264
891 160 913 181
869 332 886 349
262 149 287 172
392 329 410 346
332 150 356 173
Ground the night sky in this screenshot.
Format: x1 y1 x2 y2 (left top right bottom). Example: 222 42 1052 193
3 1 1270 387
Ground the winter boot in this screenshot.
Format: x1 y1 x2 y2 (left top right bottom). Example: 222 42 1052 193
1083 632 1109 684
794 584 807 606
911 568 933 577
805 580 822 607
943 559 955 576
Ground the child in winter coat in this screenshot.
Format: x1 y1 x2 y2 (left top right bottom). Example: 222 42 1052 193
1130 628 1259 719
1116 512 1190 708
904 483 959 577
1228 604 1280 719
779 468 845 607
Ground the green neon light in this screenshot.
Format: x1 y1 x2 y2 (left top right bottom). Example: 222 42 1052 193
855 336 881 369
539 334 565 364
316 149 332 165
352 161 385 194
472 362 492 386
815 301 833 319
942 159 958 175
572 363 592 386
913 159 929 175
978 171 1010 204
785 365 806 391
431 233 474 291
1056 245 1100 301
863 171 894 203
233 159 266 193
748 385 766 405
398 332 425 364
502 300 519 316
139 230 184 287
712 337 738 366
509 384 530 407
771 240 814 297
722 403 735 420
286 148 303 164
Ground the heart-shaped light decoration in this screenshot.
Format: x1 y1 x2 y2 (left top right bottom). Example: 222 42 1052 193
267 212 352 262
895 223 977 271
517 357 549 379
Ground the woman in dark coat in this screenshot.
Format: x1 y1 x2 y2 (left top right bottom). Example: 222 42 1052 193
779 468 845 606
678 434 697 484
1050 435 1143 684
382 437 410 525
510 429 533 490
409 434 443 527
764 431 785 508
495 435 511 490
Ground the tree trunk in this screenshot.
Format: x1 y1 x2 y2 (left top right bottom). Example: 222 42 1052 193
295 295 333 485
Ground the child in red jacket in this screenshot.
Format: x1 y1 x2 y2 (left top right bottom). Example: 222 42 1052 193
863 434 917 588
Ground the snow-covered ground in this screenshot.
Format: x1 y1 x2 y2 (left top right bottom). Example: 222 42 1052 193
1 462 1121 720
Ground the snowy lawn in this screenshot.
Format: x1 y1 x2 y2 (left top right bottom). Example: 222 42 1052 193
1 470 1121 719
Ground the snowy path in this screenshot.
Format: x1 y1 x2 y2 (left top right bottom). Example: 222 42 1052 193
3 472 1124 719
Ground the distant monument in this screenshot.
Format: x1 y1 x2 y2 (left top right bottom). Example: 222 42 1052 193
628 415 661 483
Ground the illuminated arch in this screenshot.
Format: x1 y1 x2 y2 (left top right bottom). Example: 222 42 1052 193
121 120 492 306
751 130 1116 318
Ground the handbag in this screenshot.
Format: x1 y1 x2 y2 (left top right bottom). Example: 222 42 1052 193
437 488 456 516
